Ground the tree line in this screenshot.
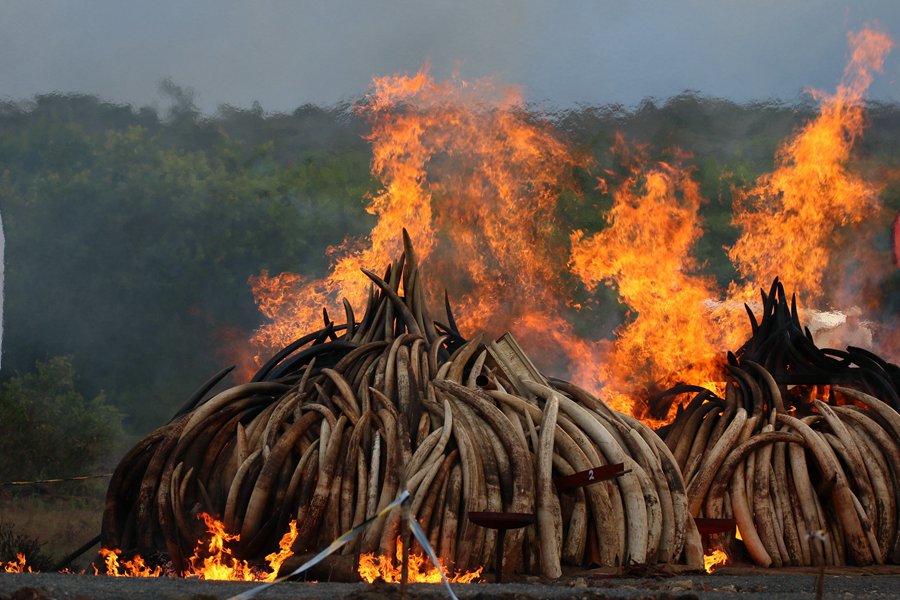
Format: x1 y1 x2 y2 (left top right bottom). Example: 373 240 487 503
1 87 898 479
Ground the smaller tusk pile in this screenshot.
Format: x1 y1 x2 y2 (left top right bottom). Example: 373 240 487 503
102 229 701 578
660 279 900 566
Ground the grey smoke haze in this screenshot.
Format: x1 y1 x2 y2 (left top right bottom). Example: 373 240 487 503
0 1 899 113
0 209 4 373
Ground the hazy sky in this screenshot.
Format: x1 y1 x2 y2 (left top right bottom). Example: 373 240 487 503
1 1 899 113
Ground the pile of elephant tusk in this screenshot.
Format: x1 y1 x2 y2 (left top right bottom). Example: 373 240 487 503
102 230 703 579
658 279 900 567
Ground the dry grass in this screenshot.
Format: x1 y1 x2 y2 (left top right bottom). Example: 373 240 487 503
0 484 105 571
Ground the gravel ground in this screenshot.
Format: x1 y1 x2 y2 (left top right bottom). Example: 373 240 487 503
1 567 898 600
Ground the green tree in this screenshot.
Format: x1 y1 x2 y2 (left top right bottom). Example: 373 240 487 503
0 356 122 481
0 94 374 431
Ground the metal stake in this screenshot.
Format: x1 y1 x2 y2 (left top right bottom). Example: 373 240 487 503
806 529 827 600
494 527 507 583
400 494 411 599
467 511 535 584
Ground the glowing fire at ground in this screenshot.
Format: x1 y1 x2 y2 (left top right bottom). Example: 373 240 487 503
358 538 482 584
182 512 296 581
8 520 481 585
96 549 162 578
703 548 729 574
1 553 30 573
92 513 298 580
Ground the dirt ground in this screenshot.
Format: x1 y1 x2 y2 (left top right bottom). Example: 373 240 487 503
1 565 899 600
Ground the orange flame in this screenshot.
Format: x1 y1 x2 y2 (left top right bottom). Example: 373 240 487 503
248 66 596 377
8 519 480 585
703 547 728 573
96 513 298 580
261 518 300 582
728 26 893 306
183 512 258 581
246 27 893 427
2 553 31 573
358 537 482 584
96 548 162 577
570 26 893 424
570 140 724 423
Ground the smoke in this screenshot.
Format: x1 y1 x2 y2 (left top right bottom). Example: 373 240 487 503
1 1 899 114
0 207 4 372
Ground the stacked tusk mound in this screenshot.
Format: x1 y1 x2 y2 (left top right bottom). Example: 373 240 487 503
102 231 702 579
659 279 900 567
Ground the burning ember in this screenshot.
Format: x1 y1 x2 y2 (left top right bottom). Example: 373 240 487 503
728 27 893 305
358 538 482 584
703 548 728 574
248 66 594 376
96 549 162 578
1 553 30 573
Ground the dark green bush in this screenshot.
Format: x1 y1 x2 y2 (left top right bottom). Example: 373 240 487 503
0 356 122 482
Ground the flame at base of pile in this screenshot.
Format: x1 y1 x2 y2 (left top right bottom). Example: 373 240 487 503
358 538 482 584
95 512 297 580
703 548 728 573
102 231 703 579
96 549 162 578
1 511 296 580
1 553 30 574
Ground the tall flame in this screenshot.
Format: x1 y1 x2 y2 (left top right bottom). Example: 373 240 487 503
249 67 596 375
96 548 162 578
569 26 893 422
728 27 893 305
570 140 723 422
261 518 300 582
